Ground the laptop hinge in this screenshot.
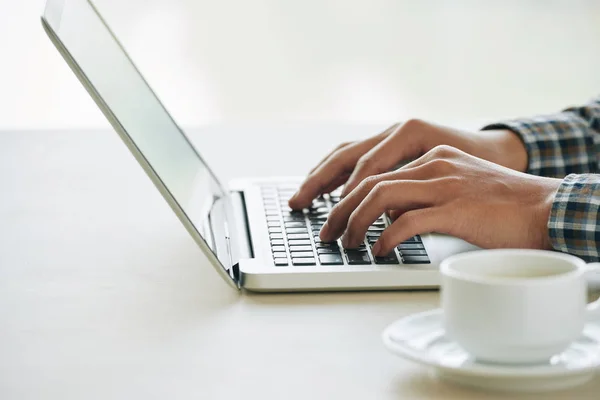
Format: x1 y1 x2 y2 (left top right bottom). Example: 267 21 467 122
227 190 254 260
231 263 241 283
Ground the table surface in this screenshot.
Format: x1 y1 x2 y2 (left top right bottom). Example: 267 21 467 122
1 126 599 400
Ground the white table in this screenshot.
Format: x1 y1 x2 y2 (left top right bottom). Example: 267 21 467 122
1 126 599 400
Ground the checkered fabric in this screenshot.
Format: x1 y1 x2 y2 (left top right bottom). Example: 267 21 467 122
483 97 600 261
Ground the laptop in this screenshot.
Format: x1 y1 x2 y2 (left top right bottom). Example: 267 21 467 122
41 0 478 291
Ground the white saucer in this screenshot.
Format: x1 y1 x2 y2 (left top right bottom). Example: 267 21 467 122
382 309 600 393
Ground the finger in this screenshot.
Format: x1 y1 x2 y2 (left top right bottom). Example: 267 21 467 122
340 180 441 248
387 210 400 221
319 173 351 196
342 119 428 197
320 163 435 241
308 142 353 175
289 131 391 210
371 207 451 256
288 149 355 210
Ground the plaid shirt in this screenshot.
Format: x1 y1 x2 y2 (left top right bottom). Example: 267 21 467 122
483 97 600 261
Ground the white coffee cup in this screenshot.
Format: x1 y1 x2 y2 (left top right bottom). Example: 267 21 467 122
440 249 600 365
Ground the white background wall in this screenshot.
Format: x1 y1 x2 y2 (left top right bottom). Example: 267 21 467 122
1 0 600 130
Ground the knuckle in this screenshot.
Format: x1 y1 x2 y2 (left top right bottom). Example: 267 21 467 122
401 118 426 132
429 158 456 174
334 141 353 152
356 154 377 171
372 181 392 202
430 144 457 158
362 175 380 190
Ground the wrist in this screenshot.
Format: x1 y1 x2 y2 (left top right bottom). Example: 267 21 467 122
535 177 562 250
477 129 529 172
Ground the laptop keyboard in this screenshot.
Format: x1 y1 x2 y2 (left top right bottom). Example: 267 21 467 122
261 185 431 267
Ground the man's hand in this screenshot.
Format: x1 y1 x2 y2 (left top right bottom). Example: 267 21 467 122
288 119 528 210
318 146 561 256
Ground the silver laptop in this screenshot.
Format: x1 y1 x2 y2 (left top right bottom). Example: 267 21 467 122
41 0 478 292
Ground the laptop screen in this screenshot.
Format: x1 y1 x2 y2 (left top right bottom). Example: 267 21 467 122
43 0 232 273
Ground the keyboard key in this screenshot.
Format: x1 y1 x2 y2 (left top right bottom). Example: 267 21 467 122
400 236 420 244
290 251 315 258
316 242 339 249
374 254 399 264
270 233 283 239
272 245 286 252
288 239 311 246
271 239 284 246
319 254 344 265
277 188 297 194
367 227 385 233
400 249 428 256
284 216 305 222
346 251 371 265
288 233 310 240
273 252 287 259
317 248 342 255
307 210 328 216
367 232 381 239
269 227 282 233
288 245 313 252
371 222 385 228
402 255 431 264
292 258 316 266
284 222 306 228
396 243 424 250
265 210 279 216
285 228 309 234
346 243 367 250
274 259 289 267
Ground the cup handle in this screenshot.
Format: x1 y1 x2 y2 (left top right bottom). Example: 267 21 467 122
585 263 600 322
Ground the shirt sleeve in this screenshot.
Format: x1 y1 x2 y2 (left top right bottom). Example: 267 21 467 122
481 97 600 178
482 97 600 261
549 174 600 262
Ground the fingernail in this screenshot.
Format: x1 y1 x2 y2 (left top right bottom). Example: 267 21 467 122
372 241 381 256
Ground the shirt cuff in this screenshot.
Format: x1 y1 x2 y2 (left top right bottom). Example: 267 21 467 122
482 112 596 178
549 174 600 262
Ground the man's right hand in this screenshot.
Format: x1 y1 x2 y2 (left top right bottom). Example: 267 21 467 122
288 119 528 210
